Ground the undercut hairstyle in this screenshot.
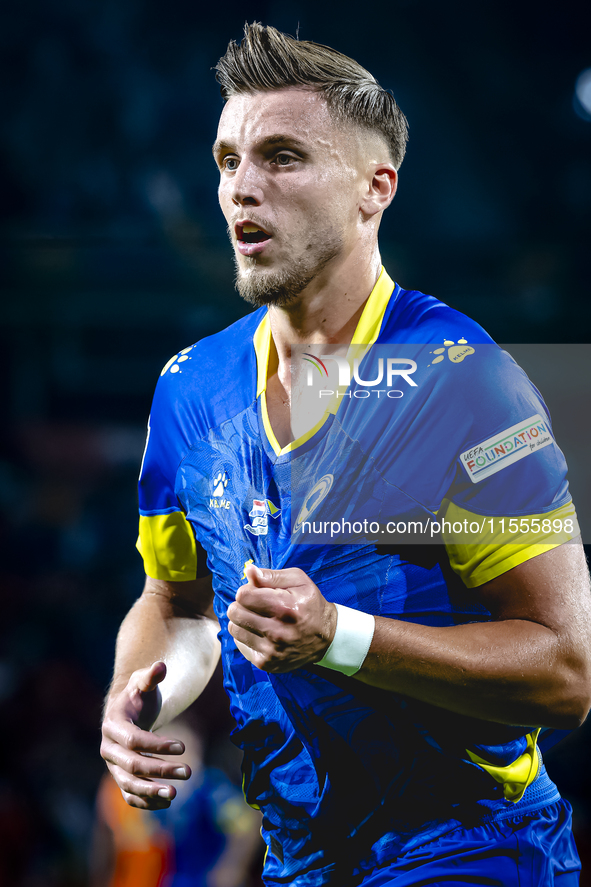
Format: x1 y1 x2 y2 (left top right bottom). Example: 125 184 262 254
215 23 409 170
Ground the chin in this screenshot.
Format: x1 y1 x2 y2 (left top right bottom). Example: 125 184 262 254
232 232 343 309
234 262 310 309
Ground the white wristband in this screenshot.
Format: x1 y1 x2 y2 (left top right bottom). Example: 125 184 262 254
315 604 375 676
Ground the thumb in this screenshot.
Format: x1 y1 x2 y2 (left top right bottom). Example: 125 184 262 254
134 661 167 694
244 564 266 587
244 565 303 589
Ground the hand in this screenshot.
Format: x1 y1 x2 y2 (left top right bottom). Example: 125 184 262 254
227 565 337 672
100 661 191 809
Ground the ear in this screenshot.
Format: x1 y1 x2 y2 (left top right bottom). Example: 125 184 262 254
360 162 398 218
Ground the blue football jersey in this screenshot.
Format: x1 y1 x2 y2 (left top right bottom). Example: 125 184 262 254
137 269 577 886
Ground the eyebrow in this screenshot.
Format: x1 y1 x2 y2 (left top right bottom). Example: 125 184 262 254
263 135 308 150
212 134 309 157
212 139 233 157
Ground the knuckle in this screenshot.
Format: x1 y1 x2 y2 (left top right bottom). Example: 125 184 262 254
99 742 111 763
101 716 115 738
123 752 140 773
123 729 142 751
267 627 289 649
266 629 282 647
116 773 134 794
277 605 296 623
120 733 134 750
128 757 144 776
263 639 282 660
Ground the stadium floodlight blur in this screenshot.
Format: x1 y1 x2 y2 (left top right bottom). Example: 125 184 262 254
574 68 591 120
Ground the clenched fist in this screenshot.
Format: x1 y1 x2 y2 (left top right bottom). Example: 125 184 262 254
227 565 337 672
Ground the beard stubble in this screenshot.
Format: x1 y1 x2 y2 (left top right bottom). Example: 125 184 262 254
232 227 344 309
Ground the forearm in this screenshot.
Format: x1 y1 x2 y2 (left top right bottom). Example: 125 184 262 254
230 546 591 730
356 615 582 729
354 543 591 730
109 582 220 729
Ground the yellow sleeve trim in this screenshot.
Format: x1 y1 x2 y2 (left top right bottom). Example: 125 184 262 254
466 729 541 803
440 499 579 588
136 512 197 581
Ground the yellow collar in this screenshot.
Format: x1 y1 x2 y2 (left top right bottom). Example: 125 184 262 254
253 267 395 398
253 267 395 456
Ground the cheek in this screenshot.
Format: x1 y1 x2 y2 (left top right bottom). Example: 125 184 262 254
218 183 233 218
307 191 354 231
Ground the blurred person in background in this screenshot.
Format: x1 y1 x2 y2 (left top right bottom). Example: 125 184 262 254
91 715 262 887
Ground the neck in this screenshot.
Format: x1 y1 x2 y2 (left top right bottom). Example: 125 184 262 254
267 245 382 367
262 245 382 449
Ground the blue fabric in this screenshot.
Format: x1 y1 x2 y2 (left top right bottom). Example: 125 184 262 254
139 280 575 885
153 768 241 887
356 800 580 886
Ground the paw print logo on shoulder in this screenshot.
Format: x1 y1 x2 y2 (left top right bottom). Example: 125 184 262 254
212 472 228 497
428 338 475 367
161 346 194 376
210 471 231 511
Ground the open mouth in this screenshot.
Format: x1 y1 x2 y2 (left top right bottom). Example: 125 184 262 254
236 223 272 244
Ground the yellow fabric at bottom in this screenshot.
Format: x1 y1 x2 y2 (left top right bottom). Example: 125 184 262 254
466 728 541 802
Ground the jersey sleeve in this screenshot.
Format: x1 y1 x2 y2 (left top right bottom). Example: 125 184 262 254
434 345 579 586
136 355 206 582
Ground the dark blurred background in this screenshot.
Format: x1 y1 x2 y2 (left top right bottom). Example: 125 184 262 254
1 0 590 883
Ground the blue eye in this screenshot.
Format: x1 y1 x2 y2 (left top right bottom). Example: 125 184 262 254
224 157 239 171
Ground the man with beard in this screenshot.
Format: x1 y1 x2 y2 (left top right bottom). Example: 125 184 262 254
101 24 590 886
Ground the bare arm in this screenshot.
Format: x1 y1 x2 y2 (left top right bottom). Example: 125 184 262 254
228 541 591 729
100 574 220 808
356 541 591 728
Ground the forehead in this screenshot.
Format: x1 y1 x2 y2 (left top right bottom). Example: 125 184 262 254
216 87 347 151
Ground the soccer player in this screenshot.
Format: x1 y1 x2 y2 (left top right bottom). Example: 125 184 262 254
100 24 591 886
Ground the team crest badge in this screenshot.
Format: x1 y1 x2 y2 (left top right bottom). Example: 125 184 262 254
244 498 281 536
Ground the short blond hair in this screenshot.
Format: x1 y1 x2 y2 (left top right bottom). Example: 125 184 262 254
215 23 409 169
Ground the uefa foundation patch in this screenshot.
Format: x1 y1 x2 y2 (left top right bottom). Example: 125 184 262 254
460 414 553 483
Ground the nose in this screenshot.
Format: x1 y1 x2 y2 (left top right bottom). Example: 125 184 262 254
230 158 264 207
